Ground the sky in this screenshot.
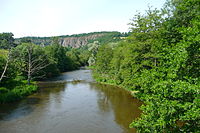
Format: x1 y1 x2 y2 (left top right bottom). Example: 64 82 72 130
0 0 166 38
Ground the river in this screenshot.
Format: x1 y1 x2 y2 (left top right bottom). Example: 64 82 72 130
0 69 142 133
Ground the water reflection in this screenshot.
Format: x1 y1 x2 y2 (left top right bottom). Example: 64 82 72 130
90 83 142 132
0 69 142 133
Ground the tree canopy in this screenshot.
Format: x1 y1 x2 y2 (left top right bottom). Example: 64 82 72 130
93 0 200 132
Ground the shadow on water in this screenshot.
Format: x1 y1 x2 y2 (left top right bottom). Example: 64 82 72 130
0 82 66 121
0 100 35 121
89 83 143 133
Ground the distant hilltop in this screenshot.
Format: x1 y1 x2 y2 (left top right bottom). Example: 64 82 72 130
15 31 129 48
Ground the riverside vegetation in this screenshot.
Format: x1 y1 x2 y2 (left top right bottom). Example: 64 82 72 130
0 0 199 132
0 32 125 103
93 0 200 132
0 36 78 103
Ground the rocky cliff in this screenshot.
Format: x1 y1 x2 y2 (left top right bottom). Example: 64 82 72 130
16 31 127 48
59 33 105 48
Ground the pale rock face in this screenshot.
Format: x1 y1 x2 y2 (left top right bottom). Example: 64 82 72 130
16 32 121 48
59 34 104 48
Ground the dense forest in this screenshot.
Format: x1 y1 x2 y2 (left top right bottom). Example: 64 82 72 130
93 0 200 132
0 32 125 103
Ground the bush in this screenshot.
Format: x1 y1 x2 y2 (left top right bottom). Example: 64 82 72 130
0 84 37 103
0 87 8 93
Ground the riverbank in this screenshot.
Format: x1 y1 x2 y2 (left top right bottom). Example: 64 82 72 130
0 69 141 133
91 70 140 98
94 79 140 97
0 80 37 103
0 67 89 103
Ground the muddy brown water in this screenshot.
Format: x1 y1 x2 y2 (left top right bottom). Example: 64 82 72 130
0 69 142 133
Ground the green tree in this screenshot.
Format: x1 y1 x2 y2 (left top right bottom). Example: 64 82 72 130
0 49 17 84
45 43 74 72
94 44 113 82
130 0 200 132
0 33 16 83
0 33 15 49
93 0 200 132
12 43 51 84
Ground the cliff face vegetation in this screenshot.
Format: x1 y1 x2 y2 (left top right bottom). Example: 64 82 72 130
16 31 128 48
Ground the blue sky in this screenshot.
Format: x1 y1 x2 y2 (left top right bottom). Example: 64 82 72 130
0 0 166 38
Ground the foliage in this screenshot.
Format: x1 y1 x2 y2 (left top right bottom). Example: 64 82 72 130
0 49 17 84
15 31 127 47
93 0 200 132
45 43 72 72
0 33 15 49
0 82 37 103
0 34 90 103
11 43 52 83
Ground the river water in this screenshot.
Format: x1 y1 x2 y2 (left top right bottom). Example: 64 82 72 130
0 69 142 133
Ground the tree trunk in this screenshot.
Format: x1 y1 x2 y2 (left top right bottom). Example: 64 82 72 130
27 47 32 85
27 75 31 85
0 50 11 82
